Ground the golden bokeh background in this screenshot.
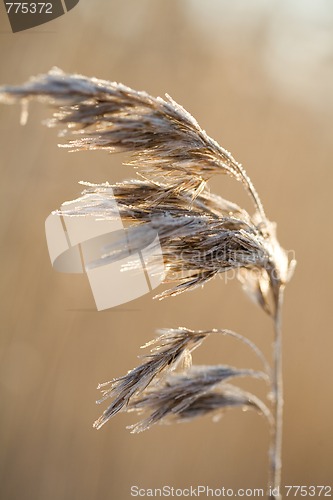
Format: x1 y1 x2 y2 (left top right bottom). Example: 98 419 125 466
0 1 332 499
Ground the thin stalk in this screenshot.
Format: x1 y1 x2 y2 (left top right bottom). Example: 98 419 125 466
269 286 285 500
236 163 267 221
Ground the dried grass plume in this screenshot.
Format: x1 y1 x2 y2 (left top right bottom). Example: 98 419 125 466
0 69 296 500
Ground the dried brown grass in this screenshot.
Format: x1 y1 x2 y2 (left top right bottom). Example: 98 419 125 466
0 68 295 499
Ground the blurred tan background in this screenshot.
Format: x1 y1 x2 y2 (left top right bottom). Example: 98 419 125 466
0 1 332 499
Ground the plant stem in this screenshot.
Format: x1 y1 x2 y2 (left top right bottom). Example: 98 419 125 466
269 286 285 500
236 163 267 221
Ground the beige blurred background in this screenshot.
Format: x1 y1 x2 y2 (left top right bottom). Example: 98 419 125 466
0 1 332 499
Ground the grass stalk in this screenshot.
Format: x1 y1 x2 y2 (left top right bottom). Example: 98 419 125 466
0 70 295 499
269 286 284 499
